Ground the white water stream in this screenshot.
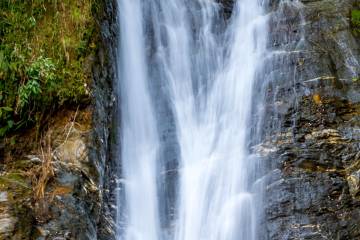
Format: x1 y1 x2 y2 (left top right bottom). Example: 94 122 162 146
116 1 268 239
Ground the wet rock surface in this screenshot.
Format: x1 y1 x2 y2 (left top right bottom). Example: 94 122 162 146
0 192 16 239
94 0 118 239
258 0 360 239
0 109 97 240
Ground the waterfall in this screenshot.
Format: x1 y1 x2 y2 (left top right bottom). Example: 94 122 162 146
116 1 161 239
116 0 268 239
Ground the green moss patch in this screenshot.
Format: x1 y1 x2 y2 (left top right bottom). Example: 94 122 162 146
0 0 101 137
351 10 360 36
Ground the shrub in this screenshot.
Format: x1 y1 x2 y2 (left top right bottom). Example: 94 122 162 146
0 0 100 137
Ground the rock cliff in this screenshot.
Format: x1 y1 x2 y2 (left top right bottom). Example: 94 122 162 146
258 0 360 239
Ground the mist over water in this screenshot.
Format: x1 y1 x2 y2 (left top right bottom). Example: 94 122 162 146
116 0 268 239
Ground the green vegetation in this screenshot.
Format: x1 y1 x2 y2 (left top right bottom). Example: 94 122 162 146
351 9 360 36
0 0 100 137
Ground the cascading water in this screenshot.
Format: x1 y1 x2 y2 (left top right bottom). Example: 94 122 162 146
116 1 161 239
116 0 268 239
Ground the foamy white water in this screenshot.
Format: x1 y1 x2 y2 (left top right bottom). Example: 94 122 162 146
117 1 161 239
116 0 268 239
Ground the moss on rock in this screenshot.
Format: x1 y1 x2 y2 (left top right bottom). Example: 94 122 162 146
0 0 101 137
351 9 360 36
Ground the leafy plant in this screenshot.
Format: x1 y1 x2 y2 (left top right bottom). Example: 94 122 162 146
0 0 100 137
18 79 41 108
0 106 14 136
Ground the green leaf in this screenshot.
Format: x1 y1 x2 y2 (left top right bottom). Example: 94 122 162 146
7 120 14 128
1 107 13 112
0 126 8 137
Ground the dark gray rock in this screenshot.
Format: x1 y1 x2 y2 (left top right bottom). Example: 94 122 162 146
257 0 360 239
92 0 118 239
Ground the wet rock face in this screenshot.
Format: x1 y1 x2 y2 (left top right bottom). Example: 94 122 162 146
219 0 235 18
93 0 118 239
0 109 100 240
0 192 16 239
33 120 100 240
259 0 360 239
